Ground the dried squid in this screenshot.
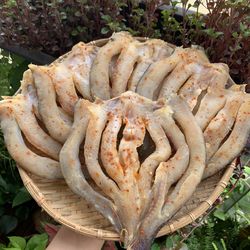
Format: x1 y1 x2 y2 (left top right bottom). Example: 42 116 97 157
60 91 206 249
0 95 62 179
0 32 249 250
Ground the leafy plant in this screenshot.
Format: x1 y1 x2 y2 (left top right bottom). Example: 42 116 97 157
1 0 249 83
0 129 37 236
192 0 250 84
0 234 48 250
213 168 250 224
0 0 163 56
0 49 29 97
0 50 37 240
160 0 250 84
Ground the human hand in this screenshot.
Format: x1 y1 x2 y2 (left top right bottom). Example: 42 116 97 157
46 226 105 250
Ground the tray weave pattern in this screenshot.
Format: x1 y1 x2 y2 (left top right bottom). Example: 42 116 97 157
17 37 237 240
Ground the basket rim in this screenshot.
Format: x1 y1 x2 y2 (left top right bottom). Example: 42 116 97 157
17 36 236 240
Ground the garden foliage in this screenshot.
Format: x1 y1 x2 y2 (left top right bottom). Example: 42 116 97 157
0 50 38 244
0 234 48 250
0 0 249 83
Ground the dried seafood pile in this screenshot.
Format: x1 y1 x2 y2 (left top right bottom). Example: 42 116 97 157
0 32 249 250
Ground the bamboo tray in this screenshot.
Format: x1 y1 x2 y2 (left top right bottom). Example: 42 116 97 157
18 37 237 241
18 161 236 240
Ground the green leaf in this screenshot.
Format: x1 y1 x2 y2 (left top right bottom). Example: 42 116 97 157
77 26 86 33
0 243 6 250
232 32 238 38
132 8 144 16
171 1 179 7
5 247 22 250
12 187 32 207
101 15 112 22
151 242 160 250
214 31 224 38
11 54 26 66
5 0 17 8
203 28 223 39
166 236 174 248
0 175 8 190
237 194 250 215
101 27 110 34
71 30 79 36
239 22 247 32
8 60 29 95
243 30 250 38
213 210 226 221
25 234 48 250
220 238 227 250
244 166 250 175
8 236 26 250
223 178 250 213
212 242 219 250
0 215 18 234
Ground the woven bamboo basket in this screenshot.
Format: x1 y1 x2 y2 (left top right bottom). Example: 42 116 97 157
17 37 237 241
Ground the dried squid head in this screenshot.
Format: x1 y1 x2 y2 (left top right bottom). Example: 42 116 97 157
60 91 206 249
